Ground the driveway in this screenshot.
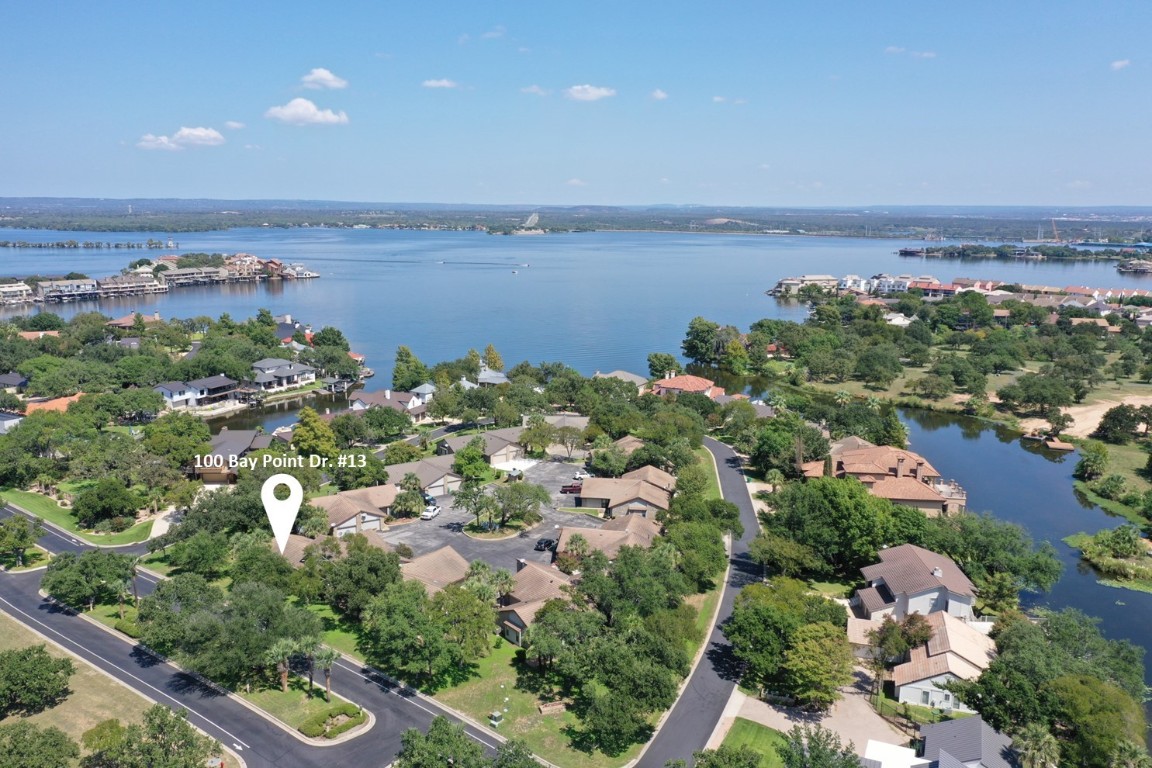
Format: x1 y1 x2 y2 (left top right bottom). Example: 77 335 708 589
376 459 604 571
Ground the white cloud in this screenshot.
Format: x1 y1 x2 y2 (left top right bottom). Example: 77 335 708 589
482 25 506 39
566 178 587 186
137 126 225 151
651 89 668 100
712 96 727 103
521 84 549 96
910 50 936 59
885 46 906 54
137 134 182 151
565 84 616 101
301 67 348 90
759 163 771 171
225 121 245 130
423 78 459 89
264 98 349 125
1112 59 1131 70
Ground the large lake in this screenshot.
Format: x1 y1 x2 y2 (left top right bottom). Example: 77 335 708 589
3 228 1150 695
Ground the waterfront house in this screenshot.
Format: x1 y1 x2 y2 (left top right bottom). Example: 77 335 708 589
195 429 273 483
400 545 471 595
808 436 967 515
0 282 34 305
853 544 976 622
187 374 240 406
498 560 573 646
771 274 839 296
35 278 99 302
593 370 648 392
106 311 163 330
250 358 316 392
154 381 198 410
891 612 995 713
917 717 1014 768
438 427 525 467
477 362 510 387
96 274 168 297
555 514 662 560
159 266 229 286
411 382 436 400
351 389 428 421
651 373 725 399
380 455 463 497
575 465 676 517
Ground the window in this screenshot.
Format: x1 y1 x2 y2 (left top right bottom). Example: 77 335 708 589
921 691 930 705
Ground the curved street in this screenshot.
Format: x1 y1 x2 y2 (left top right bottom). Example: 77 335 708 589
0 434 761 768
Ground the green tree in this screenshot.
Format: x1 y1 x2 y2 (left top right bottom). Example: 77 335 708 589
483 343 504 371
41 550 135 611
776 724 861 768
142 411 211 471
363 406 413 441
519 416 558 454
0 645 75 717
72 477 138 529
1013 721 1060 768
492 482 551 528
394 716 486 768
452 436 489 480
782 622 854 710
682 316 721 365
292 407 338 462
264 637 298 693
314 646 340 702
0 515 44 567
493 739 539 768
382 440 424 465
392 472 426 518
1048 674 1145 768
1074 439 1110 481
79 705 219 768
666 745 763 768
393 346 430 391
322 540 402 619
363 581 454 683
331 450 390 491
311 326 349 350
168 530 230 579
647 352 681 379
0 722 80 768
430 585 496 662
665 522 726 591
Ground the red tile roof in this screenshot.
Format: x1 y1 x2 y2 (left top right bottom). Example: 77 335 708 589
25 393 84 413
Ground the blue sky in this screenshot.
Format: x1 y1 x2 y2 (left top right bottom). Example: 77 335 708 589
3 1 1149 206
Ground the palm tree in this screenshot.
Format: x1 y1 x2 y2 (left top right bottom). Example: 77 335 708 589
491 568 515 604
1014 722 1060 768
833 390 852 407
1111 741 1152 768
764 468 786 491
298 636 321 695
314 646 340 702
265 638 298 693
865 396 882 412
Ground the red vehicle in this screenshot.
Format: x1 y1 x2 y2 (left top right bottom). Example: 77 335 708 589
560 483 583 494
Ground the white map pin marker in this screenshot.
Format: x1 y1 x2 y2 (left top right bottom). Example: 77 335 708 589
262 473 303 555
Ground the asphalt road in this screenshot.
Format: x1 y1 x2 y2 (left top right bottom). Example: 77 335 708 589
634 437 762 768
0 504 500 768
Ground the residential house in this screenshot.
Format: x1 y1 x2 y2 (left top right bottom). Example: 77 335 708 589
154 381 198 410
96 274 168 297
250 358 317 392
770 274 839 296
533 413 591 431
411 382 436 400
438 427 525 467
24 393 84 414
187 374 239 406
477 362 509 387
575 465 676 517
105 311 163 330
555 514 662 560
400 545 471 594
35 278 99 302
159 266 229 286
891 612 995 712
0 412 23 435
17 330 60 341
714 393 775 419
918 717 1014 768
0 282 34 305
381 455 463 497
498 560 573 646
860 740 924 768
350 389 428 421
853 544 977 622
195 429 273 483
810 436 966 515
280 530 394 568
310 484 396 537
651 374 725 400
0 372 28 393
611 435 646 457
592 370 648 392
838 274 874 294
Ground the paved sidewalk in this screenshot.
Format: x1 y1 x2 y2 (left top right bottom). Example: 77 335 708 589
707 670 910 757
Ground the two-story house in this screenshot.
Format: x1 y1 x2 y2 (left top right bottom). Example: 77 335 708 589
853 543 976 622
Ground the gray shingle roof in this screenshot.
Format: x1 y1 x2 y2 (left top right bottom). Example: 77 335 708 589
860 544 975 599
919 717 1014 768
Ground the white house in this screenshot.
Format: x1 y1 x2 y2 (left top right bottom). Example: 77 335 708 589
838 274 874 293
250 358 317 392
154 381 197 410
854 544 976 621
891 612 995 713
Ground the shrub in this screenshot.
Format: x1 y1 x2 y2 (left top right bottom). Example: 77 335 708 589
114 618 141 638
298 702 363 739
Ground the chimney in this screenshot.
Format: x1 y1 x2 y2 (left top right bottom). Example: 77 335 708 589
915 461 924 481
896 457 905 478
385 389 391 400
931 567 943 578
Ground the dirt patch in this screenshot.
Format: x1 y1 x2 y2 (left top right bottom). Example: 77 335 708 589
1026 396 1152 439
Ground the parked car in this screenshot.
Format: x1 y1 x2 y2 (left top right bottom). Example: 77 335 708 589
560 483 583 494
422 492 436 505
534 538 556 552
573 471 588 480
420 505 441 520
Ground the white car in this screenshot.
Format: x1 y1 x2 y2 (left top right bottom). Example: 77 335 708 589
420 505 442 520
573 471 588 480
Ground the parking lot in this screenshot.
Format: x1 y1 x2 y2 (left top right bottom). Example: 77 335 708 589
377 459 604 571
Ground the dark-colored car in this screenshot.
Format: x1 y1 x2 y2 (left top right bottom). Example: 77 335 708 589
534 538 556 552
560 483 582 494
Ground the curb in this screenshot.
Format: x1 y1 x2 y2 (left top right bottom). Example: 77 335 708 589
0 601 248 768
61 594 374 748
6 501 151 550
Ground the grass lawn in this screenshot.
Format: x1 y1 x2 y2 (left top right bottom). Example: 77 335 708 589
876 691 972 726
463 521 524 539
239 676 351 730
434 639 643 768
687 584 723 647
139 550 176 576
0 544 50 571
694 446 722 501
0 611 240 767
2 489 154 546
721 718 787 768
808 580 853 599
305 603 365 662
